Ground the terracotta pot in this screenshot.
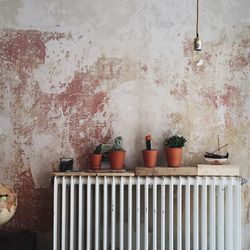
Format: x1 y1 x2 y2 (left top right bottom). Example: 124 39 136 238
109 151 126 170
90 154 102 169
165 147 183 167
143 150 158 168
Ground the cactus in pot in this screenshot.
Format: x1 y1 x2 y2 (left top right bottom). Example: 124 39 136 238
109 136 126 170
89 144 102 169
164 135 187 167
143 135 158 168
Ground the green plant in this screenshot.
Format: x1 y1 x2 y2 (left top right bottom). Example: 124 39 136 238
111 136 124 151
164 134 187 148
145 135 152 150
93 144 102 154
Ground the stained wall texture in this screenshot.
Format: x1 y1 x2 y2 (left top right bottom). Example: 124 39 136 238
0 0 249 248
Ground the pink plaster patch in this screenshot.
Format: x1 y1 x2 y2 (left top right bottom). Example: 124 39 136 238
202 85 245 110
203 88 220 109
201 84 246 129
229 55 249 71
224 85 246 110
0 29 64 83
170 81 188 101
0 29 114 232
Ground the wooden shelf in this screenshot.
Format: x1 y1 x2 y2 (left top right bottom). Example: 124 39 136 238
135 165 240 177
52 165 240 177
135 166 197 176
197 164 240 176
52 170 135 177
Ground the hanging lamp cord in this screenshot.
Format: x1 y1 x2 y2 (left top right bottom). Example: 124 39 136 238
196 0 199 37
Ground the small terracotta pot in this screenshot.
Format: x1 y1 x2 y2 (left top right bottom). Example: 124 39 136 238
109 151 126 170
143 150 158 168
90 154 102 169
165 147 183 167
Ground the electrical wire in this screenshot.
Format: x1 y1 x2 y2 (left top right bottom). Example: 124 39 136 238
196 0 199 36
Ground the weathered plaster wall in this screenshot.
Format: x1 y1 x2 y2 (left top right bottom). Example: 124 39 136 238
0 0 249 248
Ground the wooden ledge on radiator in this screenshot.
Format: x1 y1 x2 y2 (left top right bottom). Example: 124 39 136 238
197 164 240 176
52 165 240 177
135 166 196 176
52 169 135 177
135 165 240 177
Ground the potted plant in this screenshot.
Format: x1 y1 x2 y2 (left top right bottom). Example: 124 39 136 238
163 134 187 167
90 144 102 169
109 136 126 170
143 135 158 168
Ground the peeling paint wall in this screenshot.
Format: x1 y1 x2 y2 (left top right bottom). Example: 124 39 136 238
0 0 249 248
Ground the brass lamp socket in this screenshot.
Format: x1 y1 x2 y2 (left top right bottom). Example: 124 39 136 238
194 33 202 51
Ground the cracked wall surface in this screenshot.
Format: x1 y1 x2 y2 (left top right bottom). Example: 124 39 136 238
0 0 249 248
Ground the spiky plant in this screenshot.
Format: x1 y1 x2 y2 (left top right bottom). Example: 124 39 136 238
145 135 152 150
111 136 123 151
93 144 102 154
164 135 187 148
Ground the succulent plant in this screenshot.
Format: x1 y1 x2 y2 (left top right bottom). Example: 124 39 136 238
93 144 102 154
111 136 123 151
145 135 152 150
164 134 187 148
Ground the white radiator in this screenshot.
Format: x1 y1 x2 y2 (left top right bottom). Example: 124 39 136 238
53 176 241 250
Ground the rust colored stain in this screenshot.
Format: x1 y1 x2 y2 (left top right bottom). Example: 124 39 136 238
170 81 188 101
202 85 246 110
222 85 246 129
202 87 219 109
183 38 194 58
0 29 115 232
221 85 245 107
56 68 109 116
0 29 64 83
201 84 246 129
56 58 123 166
229 37 250 72
94 56 122 81
229 55 249 71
